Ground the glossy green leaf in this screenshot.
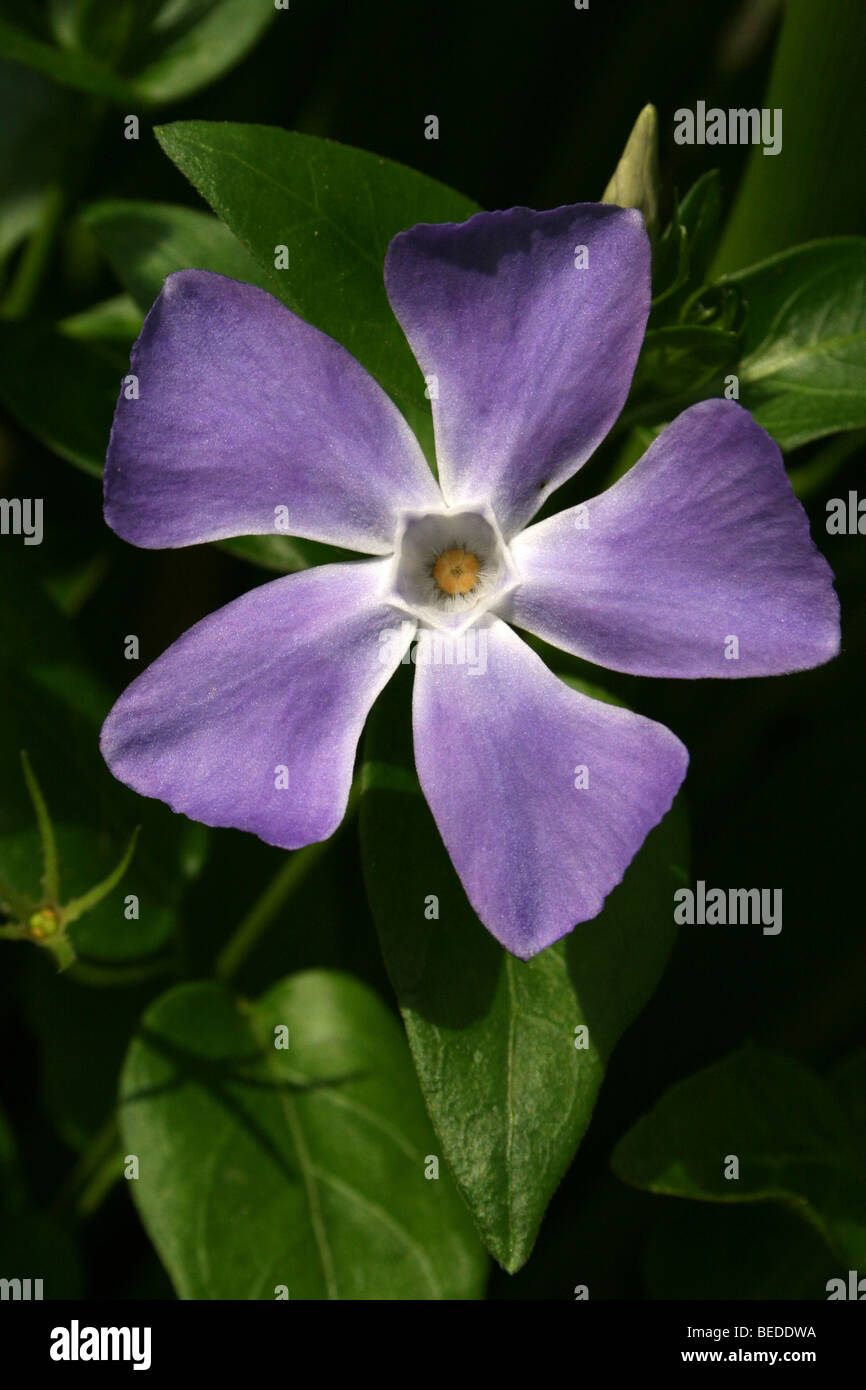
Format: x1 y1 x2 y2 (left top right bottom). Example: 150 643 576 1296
154 120 480 461
729 238 866 449
360 666 688 1272
612 1045 866 1266
119 971 488 1299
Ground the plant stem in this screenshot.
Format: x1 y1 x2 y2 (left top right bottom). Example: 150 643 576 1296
214 784 360 983
1 185 65 319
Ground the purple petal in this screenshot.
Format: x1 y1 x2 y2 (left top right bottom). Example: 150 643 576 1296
506 400 840 678
412 619 687 958
101 560 411 848
384 204 650 537
105 270 441 554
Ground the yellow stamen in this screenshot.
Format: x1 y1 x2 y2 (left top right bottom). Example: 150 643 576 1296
432 548 481 596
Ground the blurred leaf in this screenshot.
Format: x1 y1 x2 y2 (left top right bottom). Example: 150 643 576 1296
218 534 352 575
0 553 207 963
729 238 866 449
635 324 739 395
0 60 79 271
644 1200 839 1300
0 317 122 474
0 1103 82 1295
829 1047 866 1152
60 293 142 344
155 121 480 461
83 200 276 310
120 971 488 1299
0 16 133 102
1 1 276 104
123 0 277 104
21 959 158 1150
360 666 688 1273
613 1046 866 1267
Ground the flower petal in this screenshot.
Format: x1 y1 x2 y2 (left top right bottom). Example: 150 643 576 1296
412 619 687 958
101 560 411 848
506 400 840 678
105 270 440 554
384 204 650 536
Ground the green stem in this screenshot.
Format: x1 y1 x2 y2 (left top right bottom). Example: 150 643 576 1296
214 784 360 983
1 185 65 319
53 1113 121 1220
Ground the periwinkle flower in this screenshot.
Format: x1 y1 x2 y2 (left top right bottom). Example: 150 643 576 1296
101 204 839 959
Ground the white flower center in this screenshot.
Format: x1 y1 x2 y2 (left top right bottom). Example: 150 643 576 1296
387 505 519 633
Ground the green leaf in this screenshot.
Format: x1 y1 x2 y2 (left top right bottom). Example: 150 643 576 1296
728 238 866 450
154 121 480 461
674 170 723 290
634 324 739 396
218 534 352 575
60 293 143 344
0 60 79 270
0 17 134 103
612 1045 866 1267
360 666 688 1272
0 317 122 474
649 171 722 323
122 0 277 104
83 200 277 311
119 971 488 1299
1 2 276 105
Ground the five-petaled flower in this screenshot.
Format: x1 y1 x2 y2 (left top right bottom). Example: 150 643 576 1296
101 203 839 959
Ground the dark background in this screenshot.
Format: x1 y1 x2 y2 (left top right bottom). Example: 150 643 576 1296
0 0 864 1299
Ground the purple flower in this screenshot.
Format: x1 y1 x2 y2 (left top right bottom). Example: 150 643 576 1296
100 204 839 959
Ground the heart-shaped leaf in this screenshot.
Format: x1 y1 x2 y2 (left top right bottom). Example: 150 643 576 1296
120 970 488 1299
613 1045 866 1267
